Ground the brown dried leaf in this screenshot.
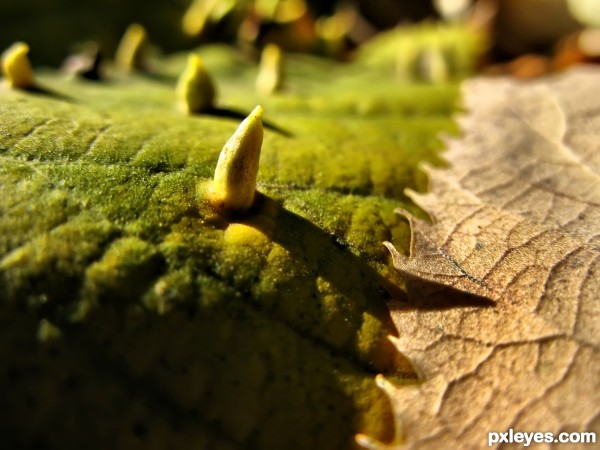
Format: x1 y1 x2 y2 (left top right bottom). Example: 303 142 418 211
374 68 600 449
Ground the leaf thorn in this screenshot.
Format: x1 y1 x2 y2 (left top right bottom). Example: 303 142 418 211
256 44 283 95
115 23 147 72
1 42 34 89
176 53 216 114
208 105 264 214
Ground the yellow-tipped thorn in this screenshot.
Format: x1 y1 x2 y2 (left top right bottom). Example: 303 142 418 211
209 105 264 214
256 44 283 95
115 23 147 72
176 53 216 114
1 42 34 89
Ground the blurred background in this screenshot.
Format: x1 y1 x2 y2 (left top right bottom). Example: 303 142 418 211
1 0 600 77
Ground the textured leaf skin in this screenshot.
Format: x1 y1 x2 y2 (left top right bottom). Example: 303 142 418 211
382 68 600 450
0 46 459 449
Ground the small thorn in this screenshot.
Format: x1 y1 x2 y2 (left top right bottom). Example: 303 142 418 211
209 105 264 214
115 23 147 72
256 44 283 95
1 42 34 89
176 53 216 114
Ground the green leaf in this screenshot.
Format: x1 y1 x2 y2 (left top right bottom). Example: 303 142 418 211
0 45 459 449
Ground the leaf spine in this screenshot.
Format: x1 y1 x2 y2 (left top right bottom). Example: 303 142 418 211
256 44 283 95
1 42 34 89
115 23 147 72
176 53 216 114
209 105 264 214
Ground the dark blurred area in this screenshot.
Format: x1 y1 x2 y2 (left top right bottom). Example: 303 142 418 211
0 0 440 66
0 0 190 66
350 0 437 28
307 0 436 23
0 0 598 77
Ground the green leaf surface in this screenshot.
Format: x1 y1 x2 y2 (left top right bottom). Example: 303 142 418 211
0 45 459 449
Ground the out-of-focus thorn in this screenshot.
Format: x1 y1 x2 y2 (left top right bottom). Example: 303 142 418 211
182 0 215 37
1 42 34 89
416 42 449 83
238 10 262 47
315 6 356 57
176 53 216 114
256 44 283 95
182 0 237 38
62 41 103 81
250 0 317 53
115 23 147 72
255 0 306 24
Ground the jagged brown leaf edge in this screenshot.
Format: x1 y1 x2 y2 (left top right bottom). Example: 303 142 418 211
359 67 600 449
